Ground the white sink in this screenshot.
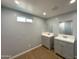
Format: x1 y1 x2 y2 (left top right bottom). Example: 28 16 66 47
55 34 75 43
42 32 54 37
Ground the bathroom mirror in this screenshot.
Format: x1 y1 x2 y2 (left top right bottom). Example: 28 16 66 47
59 21 73 35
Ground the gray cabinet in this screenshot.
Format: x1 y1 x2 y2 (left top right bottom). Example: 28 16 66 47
41 36 54 50
54 39 74 59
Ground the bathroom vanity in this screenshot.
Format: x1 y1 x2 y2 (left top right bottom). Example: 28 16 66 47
41 32 54 50
54 34 75 59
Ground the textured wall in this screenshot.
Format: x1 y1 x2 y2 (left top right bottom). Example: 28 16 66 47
1 8 46 57
1 57 9 59
46 11 77 36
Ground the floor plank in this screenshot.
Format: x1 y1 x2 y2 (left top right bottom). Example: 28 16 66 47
15 46 63 59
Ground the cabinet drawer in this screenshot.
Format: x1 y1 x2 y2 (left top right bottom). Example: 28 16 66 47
54 39 74 59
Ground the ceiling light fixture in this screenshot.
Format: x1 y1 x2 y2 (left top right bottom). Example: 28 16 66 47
15 0 20 5
43 12 46 16
70 0 76 4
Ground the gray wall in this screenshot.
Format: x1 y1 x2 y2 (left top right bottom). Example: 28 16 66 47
1 8 46 57
46 11 77 37
1 57 9 59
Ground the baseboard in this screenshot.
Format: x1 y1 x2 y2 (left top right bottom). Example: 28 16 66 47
9 44 42 59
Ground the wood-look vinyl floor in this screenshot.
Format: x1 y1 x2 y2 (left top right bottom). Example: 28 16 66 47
15 46 63 59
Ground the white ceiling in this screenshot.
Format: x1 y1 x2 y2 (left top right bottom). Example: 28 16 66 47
1 0 77 18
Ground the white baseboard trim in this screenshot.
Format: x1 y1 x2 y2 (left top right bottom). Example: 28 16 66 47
9 44 42 59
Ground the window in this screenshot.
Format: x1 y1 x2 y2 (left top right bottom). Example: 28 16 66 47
26 19 32 23
17 16 32 23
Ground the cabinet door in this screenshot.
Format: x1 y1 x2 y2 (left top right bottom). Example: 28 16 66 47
54 39 74 59
62 42 74 59
54 40 62 55
42 36 50 49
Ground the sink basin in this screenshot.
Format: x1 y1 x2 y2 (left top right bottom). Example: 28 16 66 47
42 32 54 37
55 34 75 43
63 35 68 38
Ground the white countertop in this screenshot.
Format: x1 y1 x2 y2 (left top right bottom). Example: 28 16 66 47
55 34 75 43
42 32 54 37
